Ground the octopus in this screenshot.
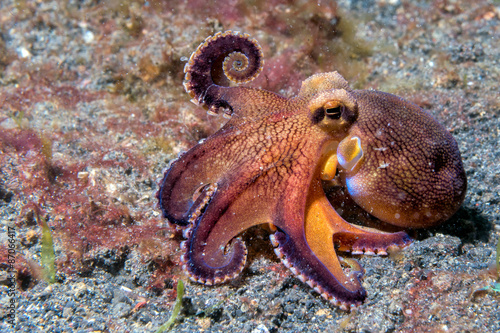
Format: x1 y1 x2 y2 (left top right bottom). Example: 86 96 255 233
157 31 467 309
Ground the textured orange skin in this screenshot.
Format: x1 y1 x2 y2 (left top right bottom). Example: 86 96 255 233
157 32 466 308
340 91 467 228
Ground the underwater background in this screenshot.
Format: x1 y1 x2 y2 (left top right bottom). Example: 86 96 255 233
0 0 499 332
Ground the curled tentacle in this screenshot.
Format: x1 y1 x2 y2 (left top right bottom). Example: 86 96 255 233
179 182 251 285
181 233 248 285
183 31 264 114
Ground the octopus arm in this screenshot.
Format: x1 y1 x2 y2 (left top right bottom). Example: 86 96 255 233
157 131 236 225
183 31 289 121
269 175 366 308
180 171 284 285
158 113 268 225
270 168 411 309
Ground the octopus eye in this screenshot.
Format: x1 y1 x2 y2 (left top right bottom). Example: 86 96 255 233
324 101 343 120
307 90 358 126
325 106 342 119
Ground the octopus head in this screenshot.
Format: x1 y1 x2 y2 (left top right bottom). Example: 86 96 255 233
335 91 467 228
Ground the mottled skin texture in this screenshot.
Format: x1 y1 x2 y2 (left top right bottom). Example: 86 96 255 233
157 31 467 309
341 91 467 228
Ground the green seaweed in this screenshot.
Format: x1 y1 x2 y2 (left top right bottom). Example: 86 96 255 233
473 282 500 297
472 238 500 298
496 238 500 278
35 210 56 283
10 110 26 129
40 134 53 162
200 290 236 317
155 280 185 332
493 238 500 286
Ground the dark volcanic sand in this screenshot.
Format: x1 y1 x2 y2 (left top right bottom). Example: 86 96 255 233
0 0 499 332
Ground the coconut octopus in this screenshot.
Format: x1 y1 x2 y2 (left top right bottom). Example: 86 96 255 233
157 31 467 309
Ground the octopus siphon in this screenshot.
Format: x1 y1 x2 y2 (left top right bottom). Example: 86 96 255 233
157 31 467 309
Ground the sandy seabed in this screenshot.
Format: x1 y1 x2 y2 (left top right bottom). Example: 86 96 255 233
0 0 499 332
